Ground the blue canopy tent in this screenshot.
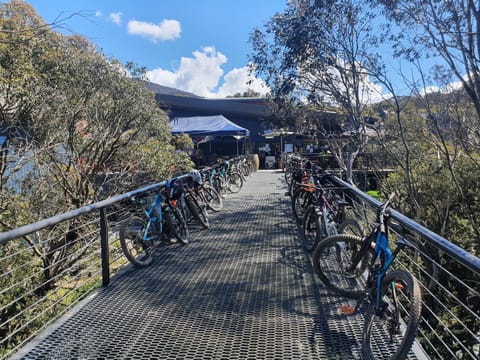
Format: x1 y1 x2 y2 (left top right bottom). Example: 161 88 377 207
170 115 250 156
170 115 250 137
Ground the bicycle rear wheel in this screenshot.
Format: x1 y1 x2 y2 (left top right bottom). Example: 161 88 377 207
362 270 422 360
119 216 154 267
312 234 373 298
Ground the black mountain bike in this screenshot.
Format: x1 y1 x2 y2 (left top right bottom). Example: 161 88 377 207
312 194 422 359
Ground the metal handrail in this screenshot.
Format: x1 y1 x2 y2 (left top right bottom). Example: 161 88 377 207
288 153 480 359
0 175 189 246
330 176 480 274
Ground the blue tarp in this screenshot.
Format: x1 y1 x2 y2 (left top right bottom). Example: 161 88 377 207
170 115 250 137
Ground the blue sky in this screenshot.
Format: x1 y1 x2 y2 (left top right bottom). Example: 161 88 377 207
26 0 288 98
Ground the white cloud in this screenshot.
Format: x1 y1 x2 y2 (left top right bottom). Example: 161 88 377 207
362 80 389 104
217 67 268 98
147 48 268 98
420 79 464 96
95 11 102 17
419 85 440 96
109 12 122 25
147 47 226 97
127 19 181 42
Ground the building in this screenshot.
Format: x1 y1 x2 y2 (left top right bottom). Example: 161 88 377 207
145 82 343 165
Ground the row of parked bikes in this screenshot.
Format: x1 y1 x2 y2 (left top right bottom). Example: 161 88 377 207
119 156 255 268
284 155 423 360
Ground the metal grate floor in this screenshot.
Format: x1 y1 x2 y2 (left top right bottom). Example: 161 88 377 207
13 170 418 359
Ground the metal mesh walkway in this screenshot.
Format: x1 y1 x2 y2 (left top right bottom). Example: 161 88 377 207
13 170 415 359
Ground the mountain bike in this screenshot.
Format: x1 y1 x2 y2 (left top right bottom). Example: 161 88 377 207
194 169 223 212
219 160 243 193
206 166 227 198
287 158 313 198
201 182 223 212
302 181 363 252
182 180 209 229
119 188 188 268
238 157 254 179
311 193 422 359
283 154 303 191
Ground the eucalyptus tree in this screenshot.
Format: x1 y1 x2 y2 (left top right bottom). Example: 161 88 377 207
0 1 187 289
371 0 480 245
249 0 384 181
372 0 480 154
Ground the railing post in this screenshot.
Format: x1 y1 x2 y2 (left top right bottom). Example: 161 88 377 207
99 208 110 287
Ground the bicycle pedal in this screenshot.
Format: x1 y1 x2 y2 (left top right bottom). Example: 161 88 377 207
340 305 356 315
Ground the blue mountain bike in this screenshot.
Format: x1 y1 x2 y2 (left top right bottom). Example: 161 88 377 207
119 189 188 268
312 193 422 359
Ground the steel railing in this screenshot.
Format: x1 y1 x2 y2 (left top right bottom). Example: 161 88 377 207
313 166 480 360
0 155 254 359
1 153 479 359
0 175 189 359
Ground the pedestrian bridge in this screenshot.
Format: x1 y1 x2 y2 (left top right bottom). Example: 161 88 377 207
2 170 479 359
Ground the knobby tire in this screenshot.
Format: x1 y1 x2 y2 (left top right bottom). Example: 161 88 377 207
312 234 373 298
165 206 189 245
119 216 154 267
362 270 422 360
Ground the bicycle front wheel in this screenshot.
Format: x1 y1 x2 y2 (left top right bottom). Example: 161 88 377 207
203 184 223 212
292 188 313 223
337 218 364 237
227 172 243 193
312 234 373 298
119 216 154 267
185 194 209 229
165 206 189 245
362 270 422 360
302 206 324 252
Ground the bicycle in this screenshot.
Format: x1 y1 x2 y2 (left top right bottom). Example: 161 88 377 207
181 174 209 229
119 186 189 268
238 156 255 179
311 193 422 359
301 180 363 252
283 154 303 190
206 166 227 198
219 160 243 193
196 169 223 212
287 158 313 199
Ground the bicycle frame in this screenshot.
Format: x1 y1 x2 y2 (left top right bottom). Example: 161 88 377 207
313 193 337 238
209 168 223 191
209 168 218 184
310 182 341 237
348 194 413 309
142 193 164 241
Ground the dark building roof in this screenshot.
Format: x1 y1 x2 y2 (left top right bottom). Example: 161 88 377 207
155 93 268 120
144 81 201 98
145 81 345 143
145 82 269 142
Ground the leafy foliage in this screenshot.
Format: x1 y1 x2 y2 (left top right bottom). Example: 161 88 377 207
0 2 192 354
249 0 385 180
